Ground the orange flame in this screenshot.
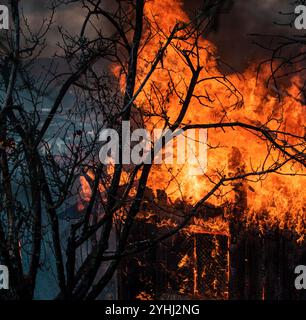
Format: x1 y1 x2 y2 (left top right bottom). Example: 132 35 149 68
94 0 306 238
112 0 305 236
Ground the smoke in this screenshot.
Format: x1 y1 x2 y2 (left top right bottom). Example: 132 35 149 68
1 1 299 69
184 0 297 72
13 0 116 57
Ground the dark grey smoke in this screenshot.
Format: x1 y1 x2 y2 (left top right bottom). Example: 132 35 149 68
1 1 299 70
185 0 296 72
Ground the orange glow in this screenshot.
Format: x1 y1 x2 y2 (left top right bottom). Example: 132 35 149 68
78 175 92 211
77 0 306 238
114 0 305 236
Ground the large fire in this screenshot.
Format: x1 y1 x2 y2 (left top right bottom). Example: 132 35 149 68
134 0 305 236
80 0 305 238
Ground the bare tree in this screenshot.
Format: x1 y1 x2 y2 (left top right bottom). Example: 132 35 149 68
0 0 305 300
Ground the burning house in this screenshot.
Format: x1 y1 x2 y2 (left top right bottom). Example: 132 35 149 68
115 148 306 300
